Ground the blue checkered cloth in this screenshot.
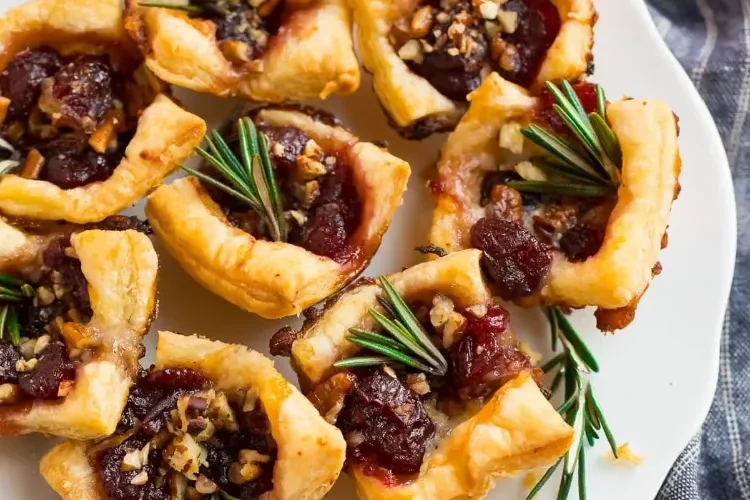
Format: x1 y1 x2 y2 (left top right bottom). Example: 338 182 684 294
647 1 749 498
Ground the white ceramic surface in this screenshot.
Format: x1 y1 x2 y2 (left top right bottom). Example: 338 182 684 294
0 0 737 498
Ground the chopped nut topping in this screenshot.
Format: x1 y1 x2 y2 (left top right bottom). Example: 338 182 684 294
164 434 207 480
18 338 37 360
466 304 488 318
514 160 547 182
406 373 431 395
499 122 525 154
34 334 51 355
479 1 499 19
210 391 239 432
15 358 38 373
243 387 260 413
324 156 337 166
296 156 327 181
436 11 451 23
57 380 75 398
443 311 467 348
497 10 519 34
447 47 460 56
398 39 425 64
64 246 78 259
36 286 55 306
271 142 285 156
346 431 366 447
429 294 456 328
229 462 262 484
303 139 323 159
121 449 142 472
411 6 434 38
130 470 148 486
238 449 271 465
383 365 398 379
194 474 219 494
303 180 320 208
286 210 308 227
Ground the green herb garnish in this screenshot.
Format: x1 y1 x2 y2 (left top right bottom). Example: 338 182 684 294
0 137 19 176
182 117 286 242
517 81 623 198
333 276 449 376
138 0 229 16
526 307 618 500
0 274 33 346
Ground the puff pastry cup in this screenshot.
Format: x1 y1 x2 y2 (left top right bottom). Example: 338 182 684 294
352 0 595 138
429 73 682 331
146 106 411 319
276 249 573 500
0 0 206 224
41 330 347 500
124 0 360 101
0 226 158 439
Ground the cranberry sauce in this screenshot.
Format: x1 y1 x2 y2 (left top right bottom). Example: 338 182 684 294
205 0 284 62
391 0 561 100
310 299 536 484
99 368 276 500
532 81 598 134
0 236 91 401
0 46 145 189
206 120 363 264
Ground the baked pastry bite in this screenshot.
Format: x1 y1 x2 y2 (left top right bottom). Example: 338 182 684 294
270 249 573 499
429 73 681 331
147 106 410 319
0 222 157 439
124 0 360 101
353 0 595 139
41 330 346 500
0 0 206 224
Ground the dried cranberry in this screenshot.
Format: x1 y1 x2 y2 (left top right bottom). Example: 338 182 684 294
208 2 276 60
98 433 170 500
495 0 561 88
470 217 552 300
0 343 21 385
16 299 68 339
143 368 209 391
40 134 118 189
338 370 435 477
0 48 62 122
559 224 605 262
17 341 76 400
407 1 488 100
534 82 598 134
42 236 92 316
449 304 532 399
40 56 114 132
259 125 310 172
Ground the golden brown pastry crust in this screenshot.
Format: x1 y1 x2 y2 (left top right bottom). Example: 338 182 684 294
124 0 360 101
0 229 158 439
429 73 682 315
351 0 595 135
289 249 573 498
0 0 207 224
41 331 347 500
146 107 411 319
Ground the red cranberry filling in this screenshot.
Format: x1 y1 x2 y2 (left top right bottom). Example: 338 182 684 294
392 0 562 100
0 47 148 189
0 236 91 401
337 369 435 479
533 81 598 133
99 368 276 500
448 304 534 399
208 120 363 264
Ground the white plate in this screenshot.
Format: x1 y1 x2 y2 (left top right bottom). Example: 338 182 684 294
0 0 737 498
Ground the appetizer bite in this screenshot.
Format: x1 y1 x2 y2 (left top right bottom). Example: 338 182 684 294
41 331 346 500
147 106 410 319
124 0 360 101
352 0 595 139
0 0 206 224
430 74 681 331
0 221 157 438
271 249 573 499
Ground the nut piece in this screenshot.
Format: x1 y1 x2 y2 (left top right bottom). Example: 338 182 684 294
303 139 324 159
36 286 55 306
243 387 260 413
15 358 38 373
194 474 219 495
411 6 434 37
164 434 207 480
33 335 51 355
229 462 262 484
497 10 519 33
57 380 75 398
238 449 271 465
121 449 142 472
429 295 455 328
0 384 21 405
406 373 431 395
398 39 425 64
514 160 547 182
465 304 488 318
442 312 467 349
499 122 525 154
479 1 499 19
296 156 327 181
130 470 148 486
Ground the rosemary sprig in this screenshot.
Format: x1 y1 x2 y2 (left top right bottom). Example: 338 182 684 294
0 137 20 175
527 307 618 500
334 276 449 376
182 117 286 242
138 0 229 16
519 81 624 198
0 274 33 346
